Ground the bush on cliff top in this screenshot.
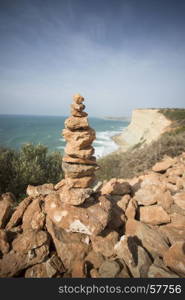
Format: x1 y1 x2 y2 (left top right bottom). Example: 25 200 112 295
160 108 185 129
97 130 185 181
0 144 63 200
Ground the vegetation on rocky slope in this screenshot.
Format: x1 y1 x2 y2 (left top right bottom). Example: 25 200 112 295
97 130 185 181
0 144 63 199
160 108 185 130
1 108 185 197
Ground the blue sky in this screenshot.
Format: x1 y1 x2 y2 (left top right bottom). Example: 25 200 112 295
0 0 185 117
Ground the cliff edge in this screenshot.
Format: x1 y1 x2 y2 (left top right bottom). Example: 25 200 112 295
113 109 172 151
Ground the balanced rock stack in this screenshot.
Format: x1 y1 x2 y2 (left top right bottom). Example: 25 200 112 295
62 93 98 190
44 94 112 237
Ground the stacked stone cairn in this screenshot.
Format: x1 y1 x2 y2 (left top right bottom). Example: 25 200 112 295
0 95 185 278
62 93 98 190
44 94 112 238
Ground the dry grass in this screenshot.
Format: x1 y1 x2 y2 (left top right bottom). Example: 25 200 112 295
97 130 185 181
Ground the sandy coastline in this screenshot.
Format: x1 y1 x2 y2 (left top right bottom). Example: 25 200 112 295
111 133 129 154
110 109 172 155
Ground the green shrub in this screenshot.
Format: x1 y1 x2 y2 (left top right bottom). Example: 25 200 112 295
160 108 185 122
0 144 63 200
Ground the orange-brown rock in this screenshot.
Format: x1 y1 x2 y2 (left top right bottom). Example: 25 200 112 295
26 183 54 197
170 213 185 228
62 161 97 178
71 260 86 277
159 224 185 245
152 156 174 172
56 177 96 190
71 102 85 111
163 241 185 276
114 235 152 277
108 201 126 229
25 263 54 278
6 197 33 230
173 191 185 210
64 144 94 159
85 251 104 269
62 128 96 148
168 203 185 216
12 230 49 253
117 194 131 211
25 254 65 278
148 257 179 278
140 173 162 187
0 230 50 277
167 165 185 177
125 199 137 219
45 194 111 235
126 219 169 258
73 93 84 104
106 195 129 229
0 193 15 228
62 155 97 165
65 116 89 130
46 217 89 270
0 245 49 278
157 190 174 211
163 181 179 193
31 211 45 231
99 260 120 278
59 185 92 205
90 269 100 278
0 192 16 203
140 205 171 225
0 229 9 255
91 231 119 257
101 178 131 195
71 109 88 117
22 197 44 231
134 185 164 206
116 264 131 278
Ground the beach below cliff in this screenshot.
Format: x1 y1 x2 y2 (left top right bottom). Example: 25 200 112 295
111 109 172 153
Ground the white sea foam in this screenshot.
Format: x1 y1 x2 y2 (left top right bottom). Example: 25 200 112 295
94 130 123 158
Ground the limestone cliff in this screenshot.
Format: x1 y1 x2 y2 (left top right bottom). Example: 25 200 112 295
113 109 172 151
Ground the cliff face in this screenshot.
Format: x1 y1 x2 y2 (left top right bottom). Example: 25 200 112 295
116 109 172 150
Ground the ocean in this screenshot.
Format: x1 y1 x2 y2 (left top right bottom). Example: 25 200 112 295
0 115 129 158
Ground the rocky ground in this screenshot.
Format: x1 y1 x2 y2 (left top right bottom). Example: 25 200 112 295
0 153 185 278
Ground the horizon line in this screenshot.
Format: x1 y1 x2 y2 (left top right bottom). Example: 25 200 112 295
0 113 109 119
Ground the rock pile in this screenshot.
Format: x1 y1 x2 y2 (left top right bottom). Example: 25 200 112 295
0 96 185 278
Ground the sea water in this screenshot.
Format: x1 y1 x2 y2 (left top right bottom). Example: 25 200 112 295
0 115 129 158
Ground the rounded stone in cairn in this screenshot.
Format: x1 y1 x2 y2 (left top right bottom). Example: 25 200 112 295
62 161 98 178
71 103 85 112
55 176 96 189
65 116 89 130
62 128 96 149
64 176 96 188
64 144 95 159
71 109 88 117
73 94 84 104
63 155 97 165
